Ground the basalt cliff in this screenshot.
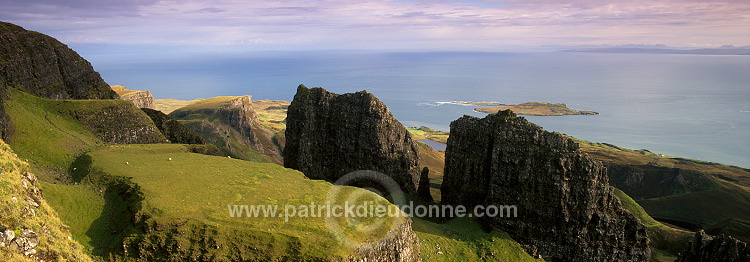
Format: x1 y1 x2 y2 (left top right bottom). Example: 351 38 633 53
442 110 650 261
0 22 116 100
284 85 421 194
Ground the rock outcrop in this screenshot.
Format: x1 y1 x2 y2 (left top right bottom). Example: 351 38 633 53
60 101 168 144
141 108 205 144
0 22 117 100
347 217 420 262
677 230 750 262
417 167 433 202
170 96 284 163
284 85 421 194
442 110 650 261
0 139 91 261
111 85 156 109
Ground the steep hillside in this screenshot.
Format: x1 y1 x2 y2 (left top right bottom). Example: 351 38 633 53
170 96 284 164
0 22 116 100
0 139 91 261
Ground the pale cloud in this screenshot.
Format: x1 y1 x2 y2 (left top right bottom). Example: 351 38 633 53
0 0 747 50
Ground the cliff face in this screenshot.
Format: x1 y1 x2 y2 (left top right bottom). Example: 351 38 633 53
284 85 421 193
170 96 284 163
111 85 156 109
442 110 650 261
0 22 116 100
140 108 205 144
677 230 750 262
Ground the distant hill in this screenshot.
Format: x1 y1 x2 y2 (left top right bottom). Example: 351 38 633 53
565 47 750 55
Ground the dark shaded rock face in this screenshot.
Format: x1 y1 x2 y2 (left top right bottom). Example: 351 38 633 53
677 230 750 262
0 22 117 100
442 110 650 262
284 85 421 193
141 108 205 144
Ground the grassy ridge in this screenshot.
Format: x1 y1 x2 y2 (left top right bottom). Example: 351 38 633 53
81 144 408 260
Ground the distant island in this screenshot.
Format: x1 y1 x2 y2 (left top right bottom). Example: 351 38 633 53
466 101 599 116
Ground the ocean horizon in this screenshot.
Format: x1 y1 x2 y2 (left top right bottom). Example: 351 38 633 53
85 50 750 168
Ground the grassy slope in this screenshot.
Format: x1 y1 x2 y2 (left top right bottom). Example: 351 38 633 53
408 126 449 144
613 189 692 261
413 217 542 261
0 139 92 261
1 88 167 258
82 144 408 260
3 88 102 179
153 98 204 114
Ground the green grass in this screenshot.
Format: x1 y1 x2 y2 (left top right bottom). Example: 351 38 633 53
413 217 542 261
407 126 449 144
171 96 239 112
3 88 103 178
3 88 166 179
40 182 104 253
613 188 693 259
0 139 92 261
78 144 408 260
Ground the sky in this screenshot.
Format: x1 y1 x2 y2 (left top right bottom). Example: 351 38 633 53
1 0 749 52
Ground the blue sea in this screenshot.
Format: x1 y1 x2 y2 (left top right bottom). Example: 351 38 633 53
84 50 750 168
